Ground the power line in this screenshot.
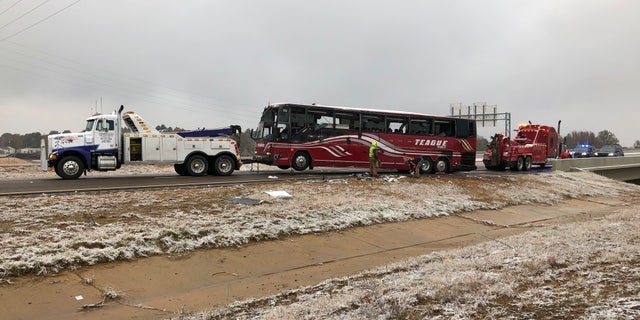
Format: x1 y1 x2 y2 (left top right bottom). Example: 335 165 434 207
0 59 257 130
0 0 51 32
0 0 25 17
0 2 262 125
0 0 81 42
0 40 258 119
0 48 259 127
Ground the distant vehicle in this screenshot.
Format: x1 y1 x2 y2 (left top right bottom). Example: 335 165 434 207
572 144 596 158
596 144 624 157
560 149 573 159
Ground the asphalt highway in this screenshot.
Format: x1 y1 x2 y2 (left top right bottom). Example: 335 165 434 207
0 160 535 197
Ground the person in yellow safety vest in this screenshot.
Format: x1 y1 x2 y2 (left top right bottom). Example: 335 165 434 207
369 141 380 177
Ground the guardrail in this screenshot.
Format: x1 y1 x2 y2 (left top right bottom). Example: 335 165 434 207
550 155 640 181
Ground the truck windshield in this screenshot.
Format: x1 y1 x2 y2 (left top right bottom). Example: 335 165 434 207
84 119 95 132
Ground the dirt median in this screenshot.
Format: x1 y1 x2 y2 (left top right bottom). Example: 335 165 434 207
0 197 620 320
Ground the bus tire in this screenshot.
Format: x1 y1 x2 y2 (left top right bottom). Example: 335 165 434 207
292 152 310 171
420 157 433 174
434 157 449 174
515 156 525 171
213 155 235 176
524 156 532 171
174 164 188 176
56 156 84 179
186 154 208 176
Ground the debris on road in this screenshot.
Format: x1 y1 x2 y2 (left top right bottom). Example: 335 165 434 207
264 190 293 199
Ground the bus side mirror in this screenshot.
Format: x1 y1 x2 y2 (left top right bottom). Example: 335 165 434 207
346 137 351 144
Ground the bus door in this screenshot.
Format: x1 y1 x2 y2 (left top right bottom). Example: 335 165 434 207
274 122 293 163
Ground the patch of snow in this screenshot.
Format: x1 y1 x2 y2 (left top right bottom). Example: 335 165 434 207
200 204 640 320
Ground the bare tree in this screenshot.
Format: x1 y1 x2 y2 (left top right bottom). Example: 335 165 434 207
564 131 596 149
596 130 619 147
476 136 489 152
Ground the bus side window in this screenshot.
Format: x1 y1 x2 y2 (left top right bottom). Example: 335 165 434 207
362 113 384 133
386 117 408 134
409 118 432 136
435 120 454 137
454 119 476 138
335 111 359 132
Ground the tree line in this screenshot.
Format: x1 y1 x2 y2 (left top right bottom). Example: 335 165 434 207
0 132 47 149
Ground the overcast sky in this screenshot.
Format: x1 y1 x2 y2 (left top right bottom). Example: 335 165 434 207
1 0 639 146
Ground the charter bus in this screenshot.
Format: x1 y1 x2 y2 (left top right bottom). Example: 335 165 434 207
252 103 477 174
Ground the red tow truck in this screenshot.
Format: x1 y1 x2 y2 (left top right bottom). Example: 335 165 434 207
483 122 559 171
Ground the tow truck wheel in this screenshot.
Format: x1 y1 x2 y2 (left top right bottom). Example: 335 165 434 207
186 155 208 176
292 152 310 171
213 155 235 176
420 157 433 174
434 157 449 174
56 156 84 179
174 164 188 176
524 156 532 171
516 156 525 171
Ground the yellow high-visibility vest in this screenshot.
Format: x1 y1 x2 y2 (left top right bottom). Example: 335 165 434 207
369 141 378 158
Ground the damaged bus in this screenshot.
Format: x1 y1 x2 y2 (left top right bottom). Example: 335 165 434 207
252 103 476 174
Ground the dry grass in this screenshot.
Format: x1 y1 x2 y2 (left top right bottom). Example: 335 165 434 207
203 203 640 320
1 171 638 280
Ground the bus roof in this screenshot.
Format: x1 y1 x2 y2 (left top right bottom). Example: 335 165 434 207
265 102 459 120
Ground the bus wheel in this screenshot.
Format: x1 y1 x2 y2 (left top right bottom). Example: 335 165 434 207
420 157 433 174
57 156 84 179
516 156 525 171
292 152 310 171
174 164 189 176
186 155 208 176
213 155 235 176
524 156 532 171
434 157 449 174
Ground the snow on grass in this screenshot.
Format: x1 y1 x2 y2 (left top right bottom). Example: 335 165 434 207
1 171 638 282
200 204 640 320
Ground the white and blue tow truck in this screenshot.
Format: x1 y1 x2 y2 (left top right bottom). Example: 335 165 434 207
44 105 242 179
